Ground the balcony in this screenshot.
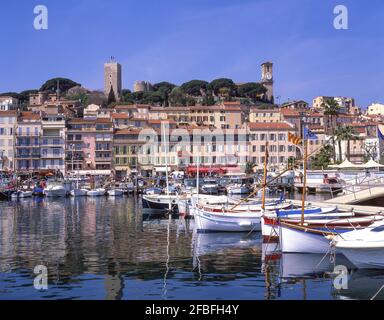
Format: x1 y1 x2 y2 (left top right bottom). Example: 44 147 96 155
41 153 64 159
95 157 112 162
15 154 41 159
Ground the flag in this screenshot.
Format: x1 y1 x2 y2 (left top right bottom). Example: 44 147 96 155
288 132 302 145
304 127 318 140
378 125 384 141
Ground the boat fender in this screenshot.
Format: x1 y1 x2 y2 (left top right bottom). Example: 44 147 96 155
238 221 252 227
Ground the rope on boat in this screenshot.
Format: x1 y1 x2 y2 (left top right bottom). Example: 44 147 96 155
371 284 384 300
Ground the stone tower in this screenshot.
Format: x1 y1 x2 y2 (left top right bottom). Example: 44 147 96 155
261 62 274 103
104 58 122 101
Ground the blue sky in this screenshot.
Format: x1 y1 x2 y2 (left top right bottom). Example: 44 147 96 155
1 0 384 107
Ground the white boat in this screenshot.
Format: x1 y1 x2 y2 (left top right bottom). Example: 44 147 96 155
261 206 349 242
194 205 263 232
279 216 383 254
333 222 384 269
87 188 106 197
107 189 124 196
70 189 88 197
11 190 33 199
44 184 67 197
226 184 250 195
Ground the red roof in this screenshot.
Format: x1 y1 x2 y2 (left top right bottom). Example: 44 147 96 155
247 122 294 130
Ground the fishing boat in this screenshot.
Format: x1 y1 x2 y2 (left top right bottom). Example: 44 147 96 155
44 184 68 197
278 216 383 254
226 184 250 195
201 178 219 194
333 222 384 269
70 188 88 197
87 188 106 197
142 194 185 211
194 205 263 232
11 190 33 199
107 189 124 196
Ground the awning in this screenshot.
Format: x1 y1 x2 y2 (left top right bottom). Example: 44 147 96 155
360 160 384 168
329 159 360 169
154 166 172 172
77 170 112 175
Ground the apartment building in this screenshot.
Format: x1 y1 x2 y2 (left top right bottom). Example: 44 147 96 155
0 111 17 170
249 108 281 123
0 96 18 111
15 112 42 171
247 122 296 170
40 113 66 173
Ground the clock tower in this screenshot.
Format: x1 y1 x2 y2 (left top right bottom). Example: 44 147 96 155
261 62 274 103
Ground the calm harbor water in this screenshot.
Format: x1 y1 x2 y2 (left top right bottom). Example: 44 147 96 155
0 194 383 300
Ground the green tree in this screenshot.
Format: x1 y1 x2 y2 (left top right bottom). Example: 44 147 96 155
169 87 186 106
209 78 237 97
107 86 117 106
341 126 359 160
311 145 334 169
237 82 267 100
40 78 80 94
152 82 176 106
180 80 209 96
322 98 341 161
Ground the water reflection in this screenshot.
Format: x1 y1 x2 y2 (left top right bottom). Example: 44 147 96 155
0 197 383 300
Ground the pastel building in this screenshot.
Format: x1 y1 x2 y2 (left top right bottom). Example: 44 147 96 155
40 113 66 173
15 112 42 171
0 111 17 170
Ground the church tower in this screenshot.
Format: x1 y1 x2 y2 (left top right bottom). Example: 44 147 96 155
261 62 274 103
104 57 122 102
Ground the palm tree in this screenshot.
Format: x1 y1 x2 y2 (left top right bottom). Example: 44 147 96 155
333 127 345 162
342 126 359 160
322 98 341 161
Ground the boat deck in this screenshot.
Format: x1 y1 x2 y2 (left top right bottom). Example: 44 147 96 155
289 199 384 215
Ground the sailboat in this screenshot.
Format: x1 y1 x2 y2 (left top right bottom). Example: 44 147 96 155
278 128 382 253
70 172 88 197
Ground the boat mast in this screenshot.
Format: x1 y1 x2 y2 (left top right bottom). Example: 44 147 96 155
162 121 171 210
261 141 269 210
301 129 308 226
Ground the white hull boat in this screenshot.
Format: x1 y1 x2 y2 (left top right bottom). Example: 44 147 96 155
279 223 332 254
11 190 33 199
194 206 262 232
44 185 67 198
226 185 250 195
87 188 106 197
107 189 124 196
279 216 383 254
70 189 88 197
333 223 384 269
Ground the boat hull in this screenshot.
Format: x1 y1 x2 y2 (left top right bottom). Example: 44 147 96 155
107 189 124 196
194 207 262 232
44 187 67 198
279 223 331 254
70 189 88 197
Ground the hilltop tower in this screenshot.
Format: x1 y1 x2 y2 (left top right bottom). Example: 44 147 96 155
261 62 274 103
104 57 122 101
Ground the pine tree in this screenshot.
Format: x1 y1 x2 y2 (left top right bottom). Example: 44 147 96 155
107 86 116 106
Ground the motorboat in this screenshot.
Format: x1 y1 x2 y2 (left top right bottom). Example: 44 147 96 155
70 188 88 197
44 184 68 197
333 222 384 269
87 188 106 197
107 189 124 196
226 184 250 195
11 190 33 199
201 179 219 194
